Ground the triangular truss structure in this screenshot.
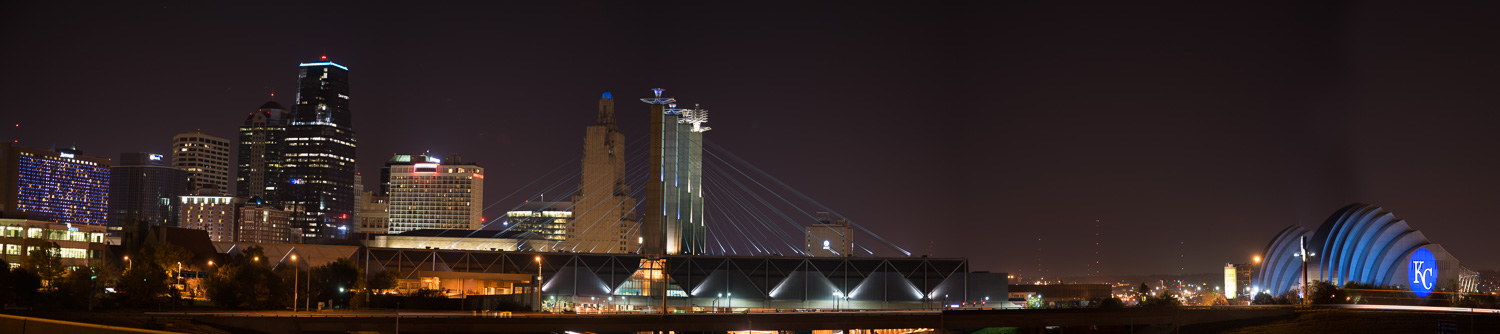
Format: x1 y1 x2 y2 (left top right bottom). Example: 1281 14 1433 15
365 249 972 306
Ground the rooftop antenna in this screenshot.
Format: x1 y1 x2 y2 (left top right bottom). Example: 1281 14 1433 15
1089 220 1101 277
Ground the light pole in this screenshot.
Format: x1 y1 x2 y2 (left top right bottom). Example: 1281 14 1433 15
537 256 543 313
1249 254 1261 302
176 261 183 309
291 254 299 312
1293 237 1315 304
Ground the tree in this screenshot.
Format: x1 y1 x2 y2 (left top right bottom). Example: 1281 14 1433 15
1307 280 1347 304
1136 283 1151 302
369 269 398 293
205 246 286 309
1251 292 1277 305
119 244 171 307
1144 290 1181 307
9 268 42 307
1097 297 1125 309
21 242 64 289
54 266 99 309
0 258 12 306
1024 294 1044 309
310 258 364 309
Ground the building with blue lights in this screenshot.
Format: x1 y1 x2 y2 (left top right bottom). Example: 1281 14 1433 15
0 143 110 225
1252 203 1479 299
283 60 358 243
108 152 188 234
640 89 709 255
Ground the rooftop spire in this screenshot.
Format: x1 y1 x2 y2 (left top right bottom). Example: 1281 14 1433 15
597 90 617 129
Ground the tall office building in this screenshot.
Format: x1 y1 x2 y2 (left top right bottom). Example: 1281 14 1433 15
379 153 439 196
282 60 357 242
108 152 188 233
805 212 854 257
172 131 232 193
237 100 292 204
568 92 638 253
0 143 110 225
179 193 243 242
386 157 482 234
640 88 710 255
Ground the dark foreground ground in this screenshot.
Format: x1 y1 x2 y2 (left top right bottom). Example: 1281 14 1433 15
5 308 1498 334
1219 309 1499 334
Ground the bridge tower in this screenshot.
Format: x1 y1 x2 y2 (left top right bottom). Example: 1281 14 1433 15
641 88 709 255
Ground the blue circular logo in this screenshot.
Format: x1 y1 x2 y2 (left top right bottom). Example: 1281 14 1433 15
1410 248 1436 297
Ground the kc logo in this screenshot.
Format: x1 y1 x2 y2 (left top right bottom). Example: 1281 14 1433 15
1411 261 1433 289
1409 248 1437 297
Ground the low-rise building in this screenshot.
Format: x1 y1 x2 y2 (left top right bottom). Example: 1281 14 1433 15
180 193 243 242
0 218 107 268
237 198 297 244
358 191 389 234
805 212 853 257
505 201 570 241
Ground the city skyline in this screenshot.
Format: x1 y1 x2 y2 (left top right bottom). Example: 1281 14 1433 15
2 1 1499 277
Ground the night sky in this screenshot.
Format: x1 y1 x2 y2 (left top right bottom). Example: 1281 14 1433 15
3 1 1498 277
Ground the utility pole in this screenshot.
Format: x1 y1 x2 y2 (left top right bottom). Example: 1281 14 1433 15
1294 236 1315 304
535 255 543 312
292 254 299 312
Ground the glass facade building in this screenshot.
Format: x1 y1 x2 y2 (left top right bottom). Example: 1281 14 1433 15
0 218 107 267
108 152 188 233
283 61 357 242
237 100 292 205
0 143 110 225
506 201 571 241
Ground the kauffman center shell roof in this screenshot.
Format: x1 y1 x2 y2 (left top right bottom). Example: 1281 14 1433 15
1253 203 1478 298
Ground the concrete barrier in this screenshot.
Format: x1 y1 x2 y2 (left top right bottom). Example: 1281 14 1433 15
0 314 178 334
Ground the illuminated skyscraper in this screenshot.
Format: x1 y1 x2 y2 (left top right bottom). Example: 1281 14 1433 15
0 143 110 225
108 152 188 232
282 60 357 242
568 91 638 253
172 131 232 193
640 88 708 255
386 157 482 234
237 100 291 205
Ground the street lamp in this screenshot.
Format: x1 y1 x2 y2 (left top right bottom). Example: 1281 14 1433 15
291 254 299 312
1292 237 1315 304
124 256 131 270
535 256 543 312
